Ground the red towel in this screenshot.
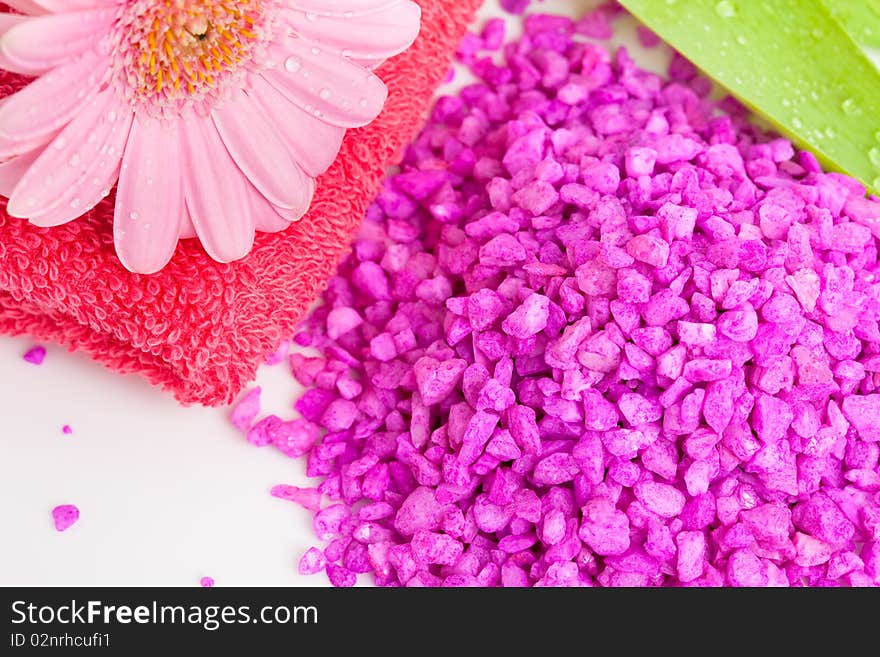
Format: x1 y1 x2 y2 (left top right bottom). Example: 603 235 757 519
0 0 481 406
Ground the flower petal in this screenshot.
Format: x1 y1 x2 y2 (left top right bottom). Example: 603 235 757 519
0 14 27 32
0 126 60 159
31 0 123 11
283 1 420 62
247 73 344 177
180 115 254 263
245 180 297 233
179 208 196 239
0 12 45 74
0 7 114 71
212 88 312 211
290 0 399 16
0 50 106 141
3 1 49 15
262 37 387 128
8 89 132 225
114 116 183 274
0 147 40 197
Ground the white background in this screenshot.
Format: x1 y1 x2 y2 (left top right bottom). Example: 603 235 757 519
0 0 651 586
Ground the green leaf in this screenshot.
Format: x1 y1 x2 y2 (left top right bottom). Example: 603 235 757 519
821 0 880 50
618 0 880 193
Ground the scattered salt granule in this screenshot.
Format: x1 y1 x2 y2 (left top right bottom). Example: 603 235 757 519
61 425 73 435
200 577 215 588
52 505 79 532
236 9 880 587
23 346 46 365
231 387 261 432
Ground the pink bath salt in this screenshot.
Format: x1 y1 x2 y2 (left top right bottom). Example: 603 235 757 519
841 395 880 442
512 180 560 215
684 461 712 496
829 221 872 253
717 307 758 342
326 307 363 340
792 493 855 548
502 293 550 339
61 425 73 435
262 11 880 588
657 202 697 242
313 505 350 542
506 404 541 454
677 321 717 347
575 6 613 39
199 577 215 588
683 358 732 383
578 498 631 556
636 24 661 47
480 233 527 267
394 487 444 537
792 532 833 567
541 508 567 546
642 290 689 327
52 505 79 532
468 289 506 331
618 392 662 425
625 147 657 177
533 452 580 485
676 531 707 583
298 547 327 575
582 389 620 431
603 428 653 458
23 346 46 365
326 564 357 588
758 203 794 240
414 357 467 406
656 344 686 381
411 530 464 566
271 485 322 512
634 481 686 518
752 394 793 444
626 234 670 268
231 387 261 432
727 550 769 587
473 495 514 533
576 261 617 296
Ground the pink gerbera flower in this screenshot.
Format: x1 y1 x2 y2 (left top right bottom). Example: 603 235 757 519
0 0 421 273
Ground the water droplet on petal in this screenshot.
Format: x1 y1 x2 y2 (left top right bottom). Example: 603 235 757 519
319 88 331 100
284 57 301 73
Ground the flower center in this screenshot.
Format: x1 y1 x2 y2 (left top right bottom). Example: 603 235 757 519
111 0 272 116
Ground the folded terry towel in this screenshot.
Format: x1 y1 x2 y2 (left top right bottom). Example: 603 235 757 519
0 0 482 406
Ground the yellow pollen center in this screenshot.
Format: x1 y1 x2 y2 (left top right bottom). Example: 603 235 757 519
119 0 265 105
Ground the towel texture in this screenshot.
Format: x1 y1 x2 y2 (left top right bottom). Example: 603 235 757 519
0 0 482 406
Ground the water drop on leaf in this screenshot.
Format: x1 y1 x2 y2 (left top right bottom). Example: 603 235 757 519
715 0 736 18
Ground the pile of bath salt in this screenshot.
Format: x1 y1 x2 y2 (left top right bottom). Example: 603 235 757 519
233 13 880 587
